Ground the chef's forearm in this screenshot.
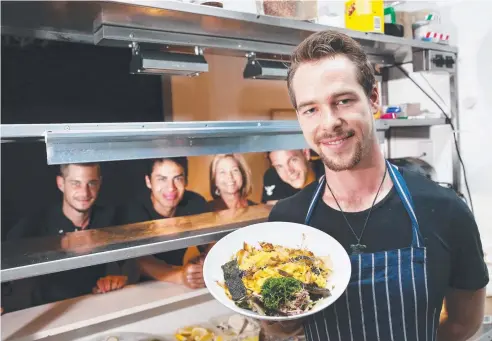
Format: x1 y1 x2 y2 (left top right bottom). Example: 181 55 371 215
437 318 482 341
437 288 485 341
137 256 184 285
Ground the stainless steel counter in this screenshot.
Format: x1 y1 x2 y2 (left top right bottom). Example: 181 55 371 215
1 205 271 282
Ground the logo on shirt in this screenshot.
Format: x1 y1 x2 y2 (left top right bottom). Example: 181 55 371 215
265 185 276 196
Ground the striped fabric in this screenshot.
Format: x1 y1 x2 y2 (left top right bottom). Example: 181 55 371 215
303 161 437 341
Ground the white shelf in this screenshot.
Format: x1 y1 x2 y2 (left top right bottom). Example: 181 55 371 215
1 281 210 341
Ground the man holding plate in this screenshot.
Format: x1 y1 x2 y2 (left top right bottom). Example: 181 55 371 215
265 30 488 340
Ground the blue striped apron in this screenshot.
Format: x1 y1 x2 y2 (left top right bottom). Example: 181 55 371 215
303 161 439 341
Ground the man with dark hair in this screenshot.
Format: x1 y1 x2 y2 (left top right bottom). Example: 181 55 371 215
122 157 207 221
262 149 323 205
5 163 125 310
117 157 209 289
265 30 487 341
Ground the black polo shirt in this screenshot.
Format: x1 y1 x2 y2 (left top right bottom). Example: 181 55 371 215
117 190 209 266
261 159 324 203
269 169 489 312
6 204 117 307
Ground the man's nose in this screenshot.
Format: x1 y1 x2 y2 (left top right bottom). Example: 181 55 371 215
82 184 91 196
165 180 177 191
319 106 342 130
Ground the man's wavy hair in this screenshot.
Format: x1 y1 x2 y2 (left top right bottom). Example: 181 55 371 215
287 30 376 109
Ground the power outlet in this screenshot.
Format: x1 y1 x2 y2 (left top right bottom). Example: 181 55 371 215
413 50 456 73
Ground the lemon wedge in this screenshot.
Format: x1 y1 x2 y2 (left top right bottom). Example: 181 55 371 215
197 333 214 341
190 327 208 340
174 334 188 341
177 327 194 336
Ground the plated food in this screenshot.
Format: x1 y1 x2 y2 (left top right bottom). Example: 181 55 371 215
204 222 351 321
219 242 332 317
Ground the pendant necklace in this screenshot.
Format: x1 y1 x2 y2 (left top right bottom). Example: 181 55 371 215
325 167 387 255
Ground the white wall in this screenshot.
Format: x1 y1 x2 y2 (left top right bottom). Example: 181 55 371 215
388 0 492 256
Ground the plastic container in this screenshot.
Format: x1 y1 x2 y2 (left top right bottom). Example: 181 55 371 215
209 314 260 341
384 6 396 24
344 0 384 34
256 0 317 21
412 12 450 45
315 1 344 27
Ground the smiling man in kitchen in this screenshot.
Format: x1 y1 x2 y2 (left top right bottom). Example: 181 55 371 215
261 149 323 205
264 30 488 341
4 163 126 311
117 157 210 290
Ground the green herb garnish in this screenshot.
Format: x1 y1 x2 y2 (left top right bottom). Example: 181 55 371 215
260 277 303 311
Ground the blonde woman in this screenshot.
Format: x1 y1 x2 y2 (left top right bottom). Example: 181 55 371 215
208 154 256 211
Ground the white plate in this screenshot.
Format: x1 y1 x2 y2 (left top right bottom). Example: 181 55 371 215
203 221 351 321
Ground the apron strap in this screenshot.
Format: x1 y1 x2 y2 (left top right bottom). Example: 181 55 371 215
305 175 326 225
304 161 423 248
386 160 423 247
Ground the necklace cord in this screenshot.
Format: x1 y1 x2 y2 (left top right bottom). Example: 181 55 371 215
325 166 388 244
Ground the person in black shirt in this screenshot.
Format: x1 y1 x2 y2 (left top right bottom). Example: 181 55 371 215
5 163 126 310
208 154 256 211
264 30 487 340
261 149 324 205
117 157 209 289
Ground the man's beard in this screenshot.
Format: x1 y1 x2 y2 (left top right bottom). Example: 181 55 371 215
315 129 364 172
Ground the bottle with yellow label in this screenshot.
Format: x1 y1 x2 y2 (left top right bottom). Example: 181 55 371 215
345 0 384 34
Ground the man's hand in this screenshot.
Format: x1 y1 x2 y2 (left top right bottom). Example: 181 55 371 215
92 275 128 294
182 262 205 289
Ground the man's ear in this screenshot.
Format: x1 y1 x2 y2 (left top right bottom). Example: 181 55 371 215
369 85 380 115
56 175 65 193
145 175 152 190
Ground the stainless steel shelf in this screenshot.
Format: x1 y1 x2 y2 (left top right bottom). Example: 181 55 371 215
0 121 301 139
1 205 271 282
376 117 447 129
1 1 457 63
2 121 307 164
1 119 446 164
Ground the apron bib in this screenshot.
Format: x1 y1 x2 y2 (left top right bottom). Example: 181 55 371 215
303 161 439 341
